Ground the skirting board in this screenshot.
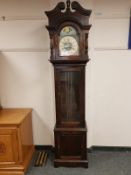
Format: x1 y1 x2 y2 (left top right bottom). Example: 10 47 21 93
35 145 53 150
91 146 131 152
35 145 131 152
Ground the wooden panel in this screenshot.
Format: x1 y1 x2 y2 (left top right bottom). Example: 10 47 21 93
60 133 83 158
55 130 87 160
0 128 18 164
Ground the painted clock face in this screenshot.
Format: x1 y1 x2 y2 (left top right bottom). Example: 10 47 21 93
59 26 79 56
59 36 79 56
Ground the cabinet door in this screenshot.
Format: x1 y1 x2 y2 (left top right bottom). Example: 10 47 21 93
55 65 85 127
55 130 87 160
0 128 19 165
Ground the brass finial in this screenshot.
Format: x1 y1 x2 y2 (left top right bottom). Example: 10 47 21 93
66 0 71 10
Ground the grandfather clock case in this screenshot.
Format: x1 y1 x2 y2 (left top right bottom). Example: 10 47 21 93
45 0 91 168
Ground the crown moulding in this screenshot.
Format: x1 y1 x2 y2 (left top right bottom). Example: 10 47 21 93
45 0 92 29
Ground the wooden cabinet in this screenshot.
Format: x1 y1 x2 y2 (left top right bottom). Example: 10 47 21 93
0 108 34 175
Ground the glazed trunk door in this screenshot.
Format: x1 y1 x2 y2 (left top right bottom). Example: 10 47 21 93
55 65 85 127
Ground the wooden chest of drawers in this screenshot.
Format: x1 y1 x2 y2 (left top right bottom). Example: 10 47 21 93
0 108 34 175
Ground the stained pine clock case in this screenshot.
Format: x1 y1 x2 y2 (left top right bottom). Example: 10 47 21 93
45 0 91 168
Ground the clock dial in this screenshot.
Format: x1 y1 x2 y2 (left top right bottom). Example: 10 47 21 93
59 36 79 56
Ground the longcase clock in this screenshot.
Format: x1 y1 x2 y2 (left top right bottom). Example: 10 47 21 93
45 0 91 168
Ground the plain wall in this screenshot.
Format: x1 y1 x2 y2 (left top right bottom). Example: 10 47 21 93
0 0 131 147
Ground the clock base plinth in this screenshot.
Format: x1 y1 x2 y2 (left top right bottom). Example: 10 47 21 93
54 126 88 168
54 159 88 168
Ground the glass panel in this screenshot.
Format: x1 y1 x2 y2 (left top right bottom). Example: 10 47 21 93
59 26 79 56
59 70 80 121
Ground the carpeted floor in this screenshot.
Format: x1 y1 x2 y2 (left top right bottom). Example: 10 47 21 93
26 150 131 175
